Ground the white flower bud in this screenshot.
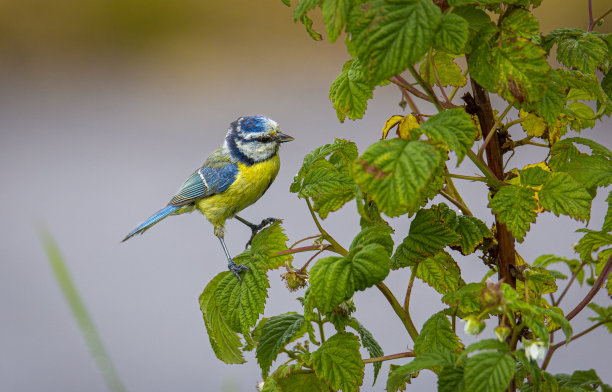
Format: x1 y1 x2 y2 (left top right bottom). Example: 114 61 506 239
524 340 547 361
464 316 485 335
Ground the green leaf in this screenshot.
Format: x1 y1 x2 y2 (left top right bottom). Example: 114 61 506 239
464 351 515 392
329 59 374 122
603 192 612 232
575 229 612 262
501 8 539 39
588 303 612 333
519 166 550 187
419 108 477 164
419 52 467 87
549 142 612 189
256 313 307 377
349 319 384 384
321 0 351 43
293 0 319 22
564 101 596 131
250 221 294 270
299 159 356 218
292 139 358 192
439 204 492 254
438 364 465 392
353 139 443 217
538 172 592 222
414 311 463 355
489 185 538 242
392 208 460 269
470 28 550 103
348 0 442 84
540 307 573 341
199 273 245 364
416 251 463 295
442 283 486 314
216 261 269 334
519 109 547 138
387 350 457 392
523 69 566 126
349 225 394 257
264 366 331 392
310 244 390 313
435 13 468 53
548 29 610 74
312 333 364 392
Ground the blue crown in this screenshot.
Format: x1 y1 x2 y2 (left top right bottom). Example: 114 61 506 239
236 116 270 134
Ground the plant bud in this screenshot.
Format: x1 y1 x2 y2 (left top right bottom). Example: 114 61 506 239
464 316 485 335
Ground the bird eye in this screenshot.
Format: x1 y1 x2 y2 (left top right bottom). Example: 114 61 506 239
258 135 273 143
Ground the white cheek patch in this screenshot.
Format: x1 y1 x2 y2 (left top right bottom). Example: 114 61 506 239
236 139 277 162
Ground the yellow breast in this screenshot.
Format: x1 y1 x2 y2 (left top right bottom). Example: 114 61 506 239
195 155 281 228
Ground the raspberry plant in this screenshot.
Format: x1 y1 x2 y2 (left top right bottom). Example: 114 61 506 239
199 1 612 391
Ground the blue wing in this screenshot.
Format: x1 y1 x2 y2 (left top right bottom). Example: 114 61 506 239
122 156 238 242
168 163 238 206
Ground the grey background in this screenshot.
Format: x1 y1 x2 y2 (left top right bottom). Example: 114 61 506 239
1 1 611 391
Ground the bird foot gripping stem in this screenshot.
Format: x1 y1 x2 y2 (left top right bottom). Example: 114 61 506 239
236 216 280 248
228 259 250 282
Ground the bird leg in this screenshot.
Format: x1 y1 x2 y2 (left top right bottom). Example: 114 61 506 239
235 215 279 248
218 235 249 282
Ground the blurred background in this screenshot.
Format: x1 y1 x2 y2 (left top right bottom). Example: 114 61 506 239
1 0 611 391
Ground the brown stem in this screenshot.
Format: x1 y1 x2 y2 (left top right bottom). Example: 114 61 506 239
553 261 587 307
299 248 327 273
363 351 415 364
390 77 424 122
275 244 331 257
467 79 517 289
391 75 459 109
565 254 612 321
590 7 612 31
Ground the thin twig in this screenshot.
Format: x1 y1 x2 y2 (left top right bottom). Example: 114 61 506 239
553 261 587 307
466 150 502 188
305 198 348 256
478 103 513 160
565 254 612 321
390 76 424 122
590 7 612 31
430 52 451 103
363 351 415 364
289 235 323 249
409 65 444 112
275 244 331 257
299 248 327 273
446 173 489 183
541 322 605 370
376 282 419 342
440 189 472 216
403 272 416 314
588 0 594 31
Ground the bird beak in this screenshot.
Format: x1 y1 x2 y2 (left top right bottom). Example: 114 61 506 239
276 131 295 143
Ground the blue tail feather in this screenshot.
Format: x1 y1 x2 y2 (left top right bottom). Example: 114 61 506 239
122 205 180 242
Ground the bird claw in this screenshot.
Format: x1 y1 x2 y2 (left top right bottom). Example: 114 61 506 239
245 217 280 248
228 260 250 282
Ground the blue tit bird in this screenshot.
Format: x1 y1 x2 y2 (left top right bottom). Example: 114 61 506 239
122 115 294 281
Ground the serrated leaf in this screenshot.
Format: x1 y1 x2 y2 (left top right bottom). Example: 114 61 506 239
265 366 331 392
439 364 465 392
350 225 394 256
250 221 294 270
576 229 612 262
416 251 463 295
537 172 592 222
256 313 307 377
292 139 358 192
310 244 390 313
588 303 612 333
322 0 351 43
329 59 374 122
387 350 457 392
414 311 463 355
523 69 566 126
464 351 515 392
564 101 596 131
293 0 319 21
519 109 547 137
443 283 486 314
312 333 364 392
419 52 467 87
519 166 550 187
549 29 610 74
435 13 468 53
353 139 443 217
541 307 573 341
439 204 492 254
299 160 356 218
419 108 476 164
489 185 538 242
348 0 442 84
199 273 245 364
470 27 550 104
501 8 539 39
550 153 612 189
603 192 612 232
349 319 384 384
216 261 269 334
392 208 460 269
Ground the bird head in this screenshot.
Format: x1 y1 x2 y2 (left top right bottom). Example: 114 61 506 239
226 116 294 164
